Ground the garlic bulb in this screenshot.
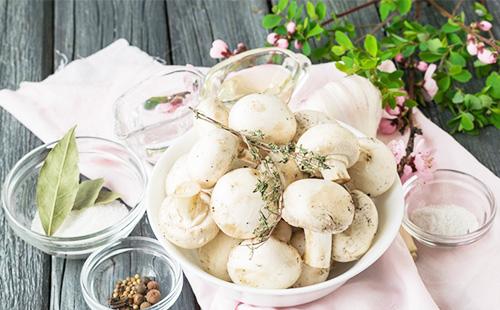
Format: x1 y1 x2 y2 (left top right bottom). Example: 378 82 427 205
300 75 382 137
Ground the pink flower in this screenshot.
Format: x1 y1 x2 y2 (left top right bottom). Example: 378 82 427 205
412 137 434 181
416 61 428 72
209 39 230 59
233 42 247 55
286 22 296 34
478 21 492 31
383 105 401 119
423 63 438 100
388 139 406 164
401 164 414 183
395 53 404 63
396 95 407 106
378 118 397 135
294 40 303 50
267 33 279 45
276 38 289 49
378 60 397 73
478 48 498 64
467 41 478 55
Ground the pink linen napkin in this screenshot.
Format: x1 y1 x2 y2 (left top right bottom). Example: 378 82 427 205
1 39 498 310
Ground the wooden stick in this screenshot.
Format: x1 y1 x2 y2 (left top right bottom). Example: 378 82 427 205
400 227 418 260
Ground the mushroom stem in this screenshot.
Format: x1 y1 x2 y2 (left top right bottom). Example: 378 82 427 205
303 230 332 269
321 156 350 184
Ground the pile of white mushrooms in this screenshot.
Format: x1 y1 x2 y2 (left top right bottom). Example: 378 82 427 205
159 92 397 289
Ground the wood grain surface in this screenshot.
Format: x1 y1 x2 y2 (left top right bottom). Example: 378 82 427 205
0 0 498 309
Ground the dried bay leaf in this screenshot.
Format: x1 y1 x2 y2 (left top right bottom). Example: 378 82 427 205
36 126 79 236
73 178 105 210
95 188 122 205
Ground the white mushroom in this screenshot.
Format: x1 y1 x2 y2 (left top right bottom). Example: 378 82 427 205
159 189 219 249
332 190 378 262
228 94 297 144
347 137 397 197
210 168 279 239
198 232 242 281
282 179 354 268
293 110 336 142
266 152 304 187
289 230 330 288
194 98 229 134
272 220 293 243
297 123 360 183
165 155 192 196
187 128 239 188
227 237 302 289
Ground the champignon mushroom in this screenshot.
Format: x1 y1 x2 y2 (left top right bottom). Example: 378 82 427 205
282 179 355 268
194 98 229 134
210 168 279 239
293 110 336 142
266 153 304 187
227 237 302 289
272 220 293 243
297 123 360 183
159 189 219 249
347 137 397 196
198 232 242 281
228 94 297 144
332 190 378 262
289 230 329 287
165 155 192 196
187 128 239 189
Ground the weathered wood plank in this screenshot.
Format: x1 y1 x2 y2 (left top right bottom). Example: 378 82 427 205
0 0 53 309
415 0 500 176
167 0 269 66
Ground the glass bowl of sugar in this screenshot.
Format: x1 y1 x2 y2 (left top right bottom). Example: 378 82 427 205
402 169 496 247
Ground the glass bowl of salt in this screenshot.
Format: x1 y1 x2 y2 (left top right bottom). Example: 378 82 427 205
1 137 148 258
402 169 496 247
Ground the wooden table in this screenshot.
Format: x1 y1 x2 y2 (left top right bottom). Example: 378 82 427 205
0 1 498 309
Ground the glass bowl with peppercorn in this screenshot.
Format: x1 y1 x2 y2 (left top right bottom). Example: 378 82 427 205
81 236 183 309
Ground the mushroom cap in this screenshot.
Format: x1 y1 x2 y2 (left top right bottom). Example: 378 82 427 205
210 168 279 239
227 237 302 289
194 98 229 134
348 137 397 197
290 230 305 257
187 128 239 188
293 110 336 142
271 220 293 243
282 179 355 233
198 232 242 281
228 94 297 144
292 264 330 288
165 154 192 196
297 123 360 168
332 190 378 262
266 152 305 187
159 192 219 249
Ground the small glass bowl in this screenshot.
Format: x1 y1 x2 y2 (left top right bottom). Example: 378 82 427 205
1 137 148 258
402 169 496 247
81 237 183 309
114 68 204 164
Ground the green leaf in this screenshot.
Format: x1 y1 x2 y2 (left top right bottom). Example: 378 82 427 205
405 99 418 108
449 64 463 75
36 126 80 236
401 45 416 57
398 0 412 14
275 25 287 36
302 41 311 56
490 112 500 129
95 188 122 206
364 34 378 57
452 70 472 83
316 2 327 20
379 1 396 21
73 179 104 211
452 91 464 103
288 1 298 19
306 1 317 19
262 14 282 29
331 45 345 56
442 21 461 33
478 95 493 108
335 31 353 49
419 51 442 62
438 76 451 92
277 0 288 13
486 72 500 99
144 96 167 110
460 113 475 131
307 24 324 38
427 38 442 53
449 52 466 67
464 94 482 110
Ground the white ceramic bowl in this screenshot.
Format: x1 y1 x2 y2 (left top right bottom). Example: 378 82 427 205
146 126 404 307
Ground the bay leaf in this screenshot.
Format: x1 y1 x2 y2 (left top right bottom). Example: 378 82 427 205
73 178 104 210
95 188 122 205
36 126 80 236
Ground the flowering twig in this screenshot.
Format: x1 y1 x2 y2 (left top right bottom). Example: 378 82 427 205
321 0 380 27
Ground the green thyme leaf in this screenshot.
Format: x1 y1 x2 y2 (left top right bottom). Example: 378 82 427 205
36 126 80 236
73 178 105 210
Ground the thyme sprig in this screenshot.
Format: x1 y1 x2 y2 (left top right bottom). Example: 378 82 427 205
190 107 330 243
